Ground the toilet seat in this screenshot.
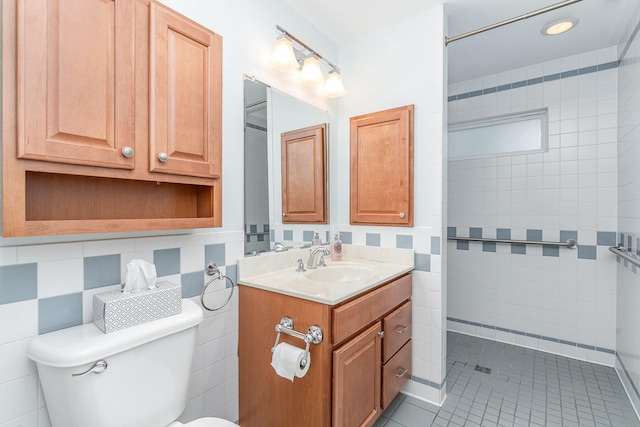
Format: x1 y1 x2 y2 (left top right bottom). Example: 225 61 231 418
169 418 237 427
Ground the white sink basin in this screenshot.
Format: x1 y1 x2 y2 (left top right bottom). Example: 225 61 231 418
305 263 376 282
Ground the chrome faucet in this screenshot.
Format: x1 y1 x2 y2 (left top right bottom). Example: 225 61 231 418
307 247 330 269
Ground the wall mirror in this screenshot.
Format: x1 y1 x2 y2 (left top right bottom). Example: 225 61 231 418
244 78 329 255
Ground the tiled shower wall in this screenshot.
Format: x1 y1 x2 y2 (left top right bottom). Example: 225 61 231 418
616 17 640 414
447 46 619 366
0 231 244 426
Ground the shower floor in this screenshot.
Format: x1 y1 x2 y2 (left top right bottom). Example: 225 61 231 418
376 331 640 427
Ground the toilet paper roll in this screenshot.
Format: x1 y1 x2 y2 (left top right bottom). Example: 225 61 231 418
270 342 311 381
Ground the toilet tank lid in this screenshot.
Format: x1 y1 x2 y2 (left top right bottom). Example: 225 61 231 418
27 299 203 368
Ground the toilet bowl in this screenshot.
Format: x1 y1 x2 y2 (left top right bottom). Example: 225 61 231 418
27 299 236 427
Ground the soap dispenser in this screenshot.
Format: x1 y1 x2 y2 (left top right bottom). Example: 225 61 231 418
312 232 321 246
331 234 342 261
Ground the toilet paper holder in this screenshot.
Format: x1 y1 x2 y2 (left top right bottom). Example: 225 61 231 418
271 317 323 368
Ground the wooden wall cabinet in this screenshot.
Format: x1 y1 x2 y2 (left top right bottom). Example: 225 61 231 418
239 273 412 427
350 105 414 226
2 0 222 236
281 124 327 223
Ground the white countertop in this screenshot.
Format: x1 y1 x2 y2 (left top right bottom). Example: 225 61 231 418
237 245 414 305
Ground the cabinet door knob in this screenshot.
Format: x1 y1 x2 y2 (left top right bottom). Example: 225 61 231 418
282 213 287 217
377 331 385 339
394 367 408 378
158 152 169 163
395 326 408 334
121 146 134 158
399 212 405 218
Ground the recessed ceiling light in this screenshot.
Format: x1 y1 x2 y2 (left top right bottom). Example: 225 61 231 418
541 18 579 36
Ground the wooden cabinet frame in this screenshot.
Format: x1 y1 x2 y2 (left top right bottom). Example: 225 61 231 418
2 0 223 236
350 105 414 226
281 123 327 223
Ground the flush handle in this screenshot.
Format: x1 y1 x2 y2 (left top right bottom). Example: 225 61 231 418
72 360 108 377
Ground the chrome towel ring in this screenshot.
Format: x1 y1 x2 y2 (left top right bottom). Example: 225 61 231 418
201 262 235 311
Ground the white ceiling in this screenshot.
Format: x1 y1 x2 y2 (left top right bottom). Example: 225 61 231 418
283 0 639 83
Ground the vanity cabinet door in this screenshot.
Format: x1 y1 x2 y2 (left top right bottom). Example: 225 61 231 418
149 0 222 179
350 105 414 226
333 322 382 427
17 0 135 169
281 124 327 223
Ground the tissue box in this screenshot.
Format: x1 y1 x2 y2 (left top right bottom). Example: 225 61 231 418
93 281 182 333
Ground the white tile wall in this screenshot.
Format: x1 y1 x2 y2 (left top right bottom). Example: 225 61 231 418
0 232 243 426
616 17 640 416
448 47 619 366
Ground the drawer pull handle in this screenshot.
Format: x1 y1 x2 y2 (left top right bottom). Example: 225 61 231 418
394 367 408 378
395 326 408 334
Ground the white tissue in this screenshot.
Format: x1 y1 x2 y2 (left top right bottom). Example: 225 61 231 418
271 342 310 381
124 259 157 293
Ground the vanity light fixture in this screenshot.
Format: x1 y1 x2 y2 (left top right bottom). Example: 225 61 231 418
300 55 324 85
324 70 347 98
541 18 579 35
270 25 347 98
269 35 300 71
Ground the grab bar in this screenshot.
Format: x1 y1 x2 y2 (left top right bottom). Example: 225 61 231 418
448 236 578 249
609 245 640 268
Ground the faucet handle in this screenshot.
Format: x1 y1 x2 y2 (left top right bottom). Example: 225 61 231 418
296 258 306 272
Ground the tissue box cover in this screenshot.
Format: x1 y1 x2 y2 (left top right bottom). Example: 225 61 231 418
93 281 182 333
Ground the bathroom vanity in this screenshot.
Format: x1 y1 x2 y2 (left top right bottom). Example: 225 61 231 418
237 246 414 427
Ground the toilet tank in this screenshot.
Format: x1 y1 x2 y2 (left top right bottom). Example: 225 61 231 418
27 299 204 427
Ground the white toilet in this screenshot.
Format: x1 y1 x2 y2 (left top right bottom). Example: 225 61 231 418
27 299 237 427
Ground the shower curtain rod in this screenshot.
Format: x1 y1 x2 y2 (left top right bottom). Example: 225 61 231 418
445 0 583 45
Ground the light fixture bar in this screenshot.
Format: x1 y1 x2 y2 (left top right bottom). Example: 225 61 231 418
275 25 340 72
445 0 582 45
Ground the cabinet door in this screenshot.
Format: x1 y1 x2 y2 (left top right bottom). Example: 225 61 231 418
17 0 135 169
350 105 414 226
281 124 327 223
149 1 222 179
333 322 382 427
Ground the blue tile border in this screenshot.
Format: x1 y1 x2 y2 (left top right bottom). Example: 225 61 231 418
415 254 431 272
411 375 444 390
448 60 619 101
447 317 615 356
39 293 83 334
449 226 615 261
154 248 180 277
0 263 37 305
84 254 121 290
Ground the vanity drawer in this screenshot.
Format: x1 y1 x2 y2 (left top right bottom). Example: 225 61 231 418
332 273 411 345
382 300 412 362
381 340 412 410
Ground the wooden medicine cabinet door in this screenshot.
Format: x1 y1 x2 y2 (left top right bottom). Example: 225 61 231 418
281 124 327 223
17 0 135 170
350 105 414 226
149 0 222 179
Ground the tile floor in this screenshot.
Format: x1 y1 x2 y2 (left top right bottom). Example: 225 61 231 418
376 332 640 427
